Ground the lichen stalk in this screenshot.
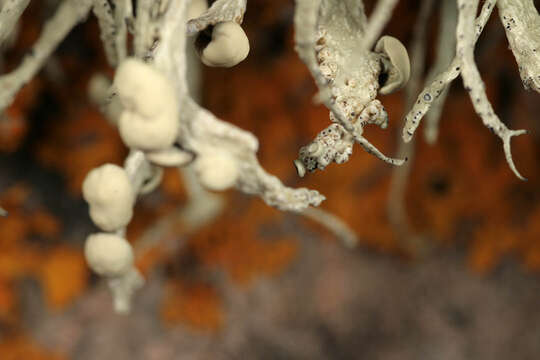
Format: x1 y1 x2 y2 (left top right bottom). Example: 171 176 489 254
0 0 93 111
362 0 400 50
153 0 325 211
113 0 132 62
300 207 358 248
457 0 528 180
388 0 434 250
497 0 540 93
186 0 247 35
92 0 118 66
423 0 457 144
0 0 30 46
401 0 497 143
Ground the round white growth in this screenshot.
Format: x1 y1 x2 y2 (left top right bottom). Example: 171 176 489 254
85 233 134 277
200 22 250 68
113 58 179 150
83 164 135 231
194 151 239 191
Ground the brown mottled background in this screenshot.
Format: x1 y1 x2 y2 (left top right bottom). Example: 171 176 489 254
1 1 540 359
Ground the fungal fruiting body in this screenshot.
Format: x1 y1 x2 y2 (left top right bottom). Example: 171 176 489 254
113 58 179 151
82 163 135 232
199 21 250 67
194 150 240 191
84 233 134 277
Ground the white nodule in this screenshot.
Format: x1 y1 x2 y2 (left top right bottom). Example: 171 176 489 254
83 164 135 231
201 22 250 68
194 150 239 191
85 233 134 277
113 58 179 150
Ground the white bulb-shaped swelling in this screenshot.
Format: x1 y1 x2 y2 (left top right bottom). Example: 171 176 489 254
201 22 250 68
85 233 134 277
194 151 239 191
83 164 135 232
113 58 179 150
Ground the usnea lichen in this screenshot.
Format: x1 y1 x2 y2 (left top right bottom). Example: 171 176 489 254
0 0 537 312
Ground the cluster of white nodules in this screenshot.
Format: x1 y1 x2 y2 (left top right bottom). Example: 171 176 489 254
314 28 392 136
294 124 354 177
199 21 250 68
113 58 179 151
315 27 338 82
82 164 143 313
330 99 389 137
194 150 240 191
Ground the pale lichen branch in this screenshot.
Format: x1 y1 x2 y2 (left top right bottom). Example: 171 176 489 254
457 0 527 180
362 0 400 51
0 0 30 47
300 207 358 248
92 0 118 66
154 0 325 212
0 0 93 112
401 0 497 144
497 0 540 94
294 0 405 173
423 0 457 144
187 0 247 35
388 0 435 250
